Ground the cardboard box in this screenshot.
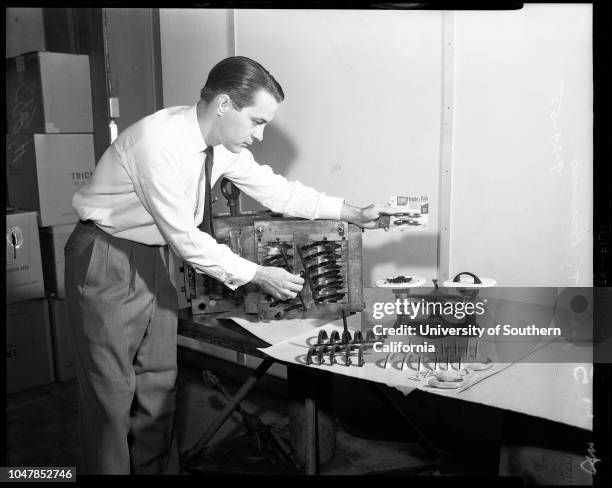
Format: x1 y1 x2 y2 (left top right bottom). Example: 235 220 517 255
6 210 45 304
6 51 93 134
6 8 79 59
39 223 76 298
5 8 45 59
48 298 76 382
6 134 96 226
6 299 55 394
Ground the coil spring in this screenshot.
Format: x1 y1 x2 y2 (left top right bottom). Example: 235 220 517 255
261 242 293 270
300 241 346 303
261 242 303 314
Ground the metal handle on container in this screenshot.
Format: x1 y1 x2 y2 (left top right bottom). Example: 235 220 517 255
452 272 482 285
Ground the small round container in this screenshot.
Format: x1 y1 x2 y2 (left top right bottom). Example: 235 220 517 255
442 272 496 288
375 275 427 288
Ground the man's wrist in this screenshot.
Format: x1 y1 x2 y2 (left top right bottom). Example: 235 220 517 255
224 258 258 289
251 265 264 285
340 203 363 225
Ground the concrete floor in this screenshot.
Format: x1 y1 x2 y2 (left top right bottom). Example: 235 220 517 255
6 358 288 472
5 353 502 476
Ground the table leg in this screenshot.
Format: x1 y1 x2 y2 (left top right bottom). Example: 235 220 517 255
304 387 317 475
182 357 275 461
288 366 336 474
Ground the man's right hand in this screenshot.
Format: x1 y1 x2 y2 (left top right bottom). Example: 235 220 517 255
251 265 304 301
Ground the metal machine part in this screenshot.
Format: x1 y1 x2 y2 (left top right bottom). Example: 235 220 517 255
182 212 364 320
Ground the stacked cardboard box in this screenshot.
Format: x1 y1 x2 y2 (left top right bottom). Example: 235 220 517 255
6 51 93 135
6 210 45 305
5 8 46 60
40 223 79 383
7 299 55 394
39 223 76 298
7 134 95 227
48 298 77 382
6 211 53 393
5 51 94 390
5 8 72 60
6 52 96 227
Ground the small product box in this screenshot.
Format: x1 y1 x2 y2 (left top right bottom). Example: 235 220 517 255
6 133 96 227
48 298 77 382
388 194 430 231
39 223 77 298
6 210 45 304
6 51 93 134
6 299 55 394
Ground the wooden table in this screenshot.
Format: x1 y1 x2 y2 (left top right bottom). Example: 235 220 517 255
178 308 269 357
178 307 447 475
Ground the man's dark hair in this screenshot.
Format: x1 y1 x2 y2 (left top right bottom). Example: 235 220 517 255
200 56 284 110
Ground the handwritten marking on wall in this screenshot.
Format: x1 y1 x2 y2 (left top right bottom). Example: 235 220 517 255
547 80 589 285
573 364 592 383
573 365 593 420
11 82 38 134
580 443 600 475
565 264 580 286
7 138 34 172
548 80 565 173
569 155 587 249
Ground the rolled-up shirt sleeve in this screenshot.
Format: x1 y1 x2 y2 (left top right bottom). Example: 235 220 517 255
125 139 257 289
224 149 345 220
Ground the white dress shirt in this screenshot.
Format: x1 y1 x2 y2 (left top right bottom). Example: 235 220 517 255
72 104 344 289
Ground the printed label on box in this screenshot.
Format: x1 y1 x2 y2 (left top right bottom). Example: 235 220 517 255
6 211 45 304
388 195 429 231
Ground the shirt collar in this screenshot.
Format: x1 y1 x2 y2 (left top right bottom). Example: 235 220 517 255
184 104 208 153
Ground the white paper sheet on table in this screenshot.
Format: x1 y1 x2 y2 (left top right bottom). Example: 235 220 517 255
254 322 592 430
224 313 343 345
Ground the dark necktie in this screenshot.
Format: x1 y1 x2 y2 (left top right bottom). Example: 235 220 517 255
201 146 215 238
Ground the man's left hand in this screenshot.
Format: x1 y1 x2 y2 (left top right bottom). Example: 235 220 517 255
341 203 395 230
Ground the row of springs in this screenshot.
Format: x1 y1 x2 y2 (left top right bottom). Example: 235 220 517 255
306 328 382 367
260 240 347 312
307 331 490 381
298 240 346 304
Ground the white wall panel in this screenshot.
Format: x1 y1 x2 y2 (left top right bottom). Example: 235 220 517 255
451 5 593 286
160 9 231 107
235 10 443 285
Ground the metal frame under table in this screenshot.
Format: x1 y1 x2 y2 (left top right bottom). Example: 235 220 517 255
178 308 325 474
